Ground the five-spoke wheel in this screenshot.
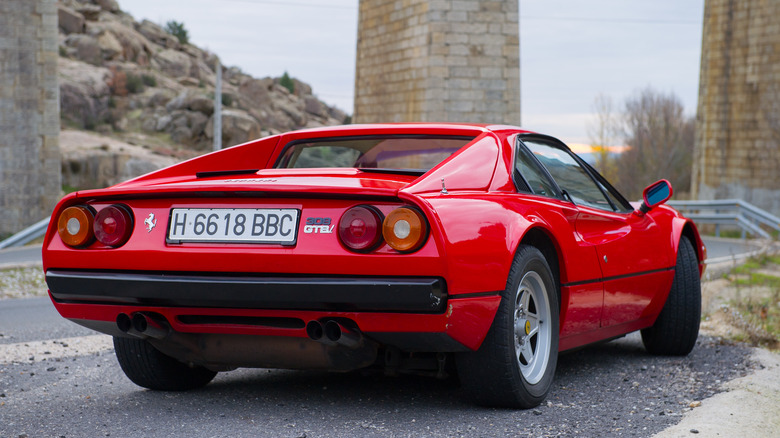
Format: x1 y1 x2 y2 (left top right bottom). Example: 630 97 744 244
514 271 553 385
457 245 559 408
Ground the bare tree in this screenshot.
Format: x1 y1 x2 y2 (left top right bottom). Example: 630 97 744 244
615 87 696 200
587 93 620 182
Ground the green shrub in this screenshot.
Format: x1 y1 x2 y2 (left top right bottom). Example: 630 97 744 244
125 74 144 94
84 115 97 130
222 94 233 107
141 74 157 87
279 71 294 94
164 20 189 45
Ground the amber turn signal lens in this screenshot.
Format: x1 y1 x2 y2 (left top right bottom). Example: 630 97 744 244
57 206 95 247
383 207 428 252
94 204 133 247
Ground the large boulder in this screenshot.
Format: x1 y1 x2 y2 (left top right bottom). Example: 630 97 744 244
59 57 112 128
304 96 327 118
238 78 274 108
88 21 152 65
206 109 261 147
153 49 192 78
96 30 122 60
60 129 177 189
58 4 86 35
136 20 179 50
93 0 120 13
75 3 102 21
63 34 102 65
275 97 307 128
165 90 212 114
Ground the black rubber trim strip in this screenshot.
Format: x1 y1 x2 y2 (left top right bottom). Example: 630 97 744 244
195 169 259 178
448 291 501 300
46 270 447 313
562 266 675 288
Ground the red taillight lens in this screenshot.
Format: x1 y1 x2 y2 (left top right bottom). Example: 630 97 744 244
338 206 383 252
383 207 428 252
57 206 95 247
94 204 133 247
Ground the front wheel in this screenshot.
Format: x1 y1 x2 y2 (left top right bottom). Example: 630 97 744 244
641 236 701 355
113 336 217 391
456 245 559 408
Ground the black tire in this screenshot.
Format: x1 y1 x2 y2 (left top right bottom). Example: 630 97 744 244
456 245 559 408
113 336 217 391
641 236 701 355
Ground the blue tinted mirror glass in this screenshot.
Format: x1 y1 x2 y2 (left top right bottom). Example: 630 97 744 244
645 182 670 206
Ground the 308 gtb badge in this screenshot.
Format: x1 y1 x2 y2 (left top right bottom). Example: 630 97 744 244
303 217 334 234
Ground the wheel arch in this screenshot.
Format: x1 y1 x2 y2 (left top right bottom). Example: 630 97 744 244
674 217 706 275
518 227 562 309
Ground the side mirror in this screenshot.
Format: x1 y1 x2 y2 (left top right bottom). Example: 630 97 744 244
636 179 673 216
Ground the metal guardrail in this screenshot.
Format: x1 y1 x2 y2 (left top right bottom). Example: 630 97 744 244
1 199 777 248
668 199 780 239
0 218 50 249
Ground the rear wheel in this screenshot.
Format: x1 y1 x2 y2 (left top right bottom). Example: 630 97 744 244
641 236 701 355
456 245 559 408
113 337 217 390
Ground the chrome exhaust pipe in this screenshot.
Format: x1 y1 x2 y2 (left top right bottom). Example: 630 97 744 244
324 320 362 348
131 312 171 340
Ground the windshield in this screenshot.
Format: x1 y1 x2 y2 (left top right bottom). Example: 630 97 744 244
275 136 475 173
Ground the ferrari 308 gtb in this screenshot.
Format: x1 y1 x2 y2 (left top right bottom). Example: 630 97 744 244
43 123 704 408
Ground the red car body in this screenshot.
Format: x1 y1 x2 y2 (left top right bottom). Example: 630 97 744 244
42 123 705 407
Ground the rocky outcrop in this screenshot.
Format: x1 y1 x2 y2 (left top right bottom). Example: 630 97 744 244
56 0 349 182
60 130 179 189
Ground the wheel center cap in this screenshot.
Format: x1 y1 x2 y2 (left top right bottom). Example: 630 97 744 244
525 320 531 335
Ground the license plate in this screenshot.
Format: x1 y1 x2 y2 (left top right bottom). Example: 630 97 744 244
167 208 300 244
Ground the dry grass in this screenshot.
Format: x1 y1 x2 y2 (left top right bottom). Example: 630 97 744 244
702 254 780 350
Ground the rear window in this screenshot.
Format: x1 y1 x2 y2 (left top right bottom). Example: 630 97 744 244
275 136 475 172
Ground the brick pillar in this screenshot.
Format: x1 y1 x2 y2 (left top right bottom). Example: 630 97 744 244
354 0 520 124
0 0 61 235
693 0 780 215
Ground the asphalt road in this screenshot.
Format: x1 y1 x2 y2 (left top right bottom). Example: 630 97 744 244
0 297 758 437
0 245 42 267
0 237 766 436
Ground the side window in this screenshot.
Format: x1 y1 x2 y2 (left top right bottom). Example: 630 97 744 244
514 140 559 198
522 139 616 211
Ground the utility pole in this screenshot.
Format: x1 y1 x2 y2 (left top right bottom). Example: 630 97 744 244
213 58 222 151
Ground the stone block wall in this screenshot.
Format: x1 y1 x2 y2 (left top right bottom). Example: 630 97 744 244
354 0 520 124
693 0 780 215
0 0 61 235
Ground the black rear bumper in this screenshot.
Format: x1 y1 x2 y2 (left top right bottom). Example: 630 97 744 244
46 270 447 313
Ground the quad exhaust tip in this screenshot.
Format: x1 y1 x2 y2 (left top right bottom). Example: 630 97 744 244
306 320 363 348
116 312 170 340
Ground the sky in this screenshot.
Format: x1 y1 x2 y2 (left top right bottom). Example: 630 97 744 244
120 0 704 146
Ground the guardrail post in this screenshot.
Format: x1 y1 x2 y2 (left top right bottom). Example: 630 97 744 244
715 208 720 237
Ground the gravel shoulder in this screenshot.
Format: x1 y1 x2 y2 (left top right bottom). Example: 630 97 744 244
653 347 780 437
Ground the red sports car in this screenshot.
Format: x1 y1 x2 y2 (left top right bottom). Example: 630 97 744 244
42 123 704 408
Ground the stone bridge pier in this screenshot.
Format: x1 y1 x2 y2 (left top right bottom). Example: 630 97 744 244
0 0 61 236
354 0 520 124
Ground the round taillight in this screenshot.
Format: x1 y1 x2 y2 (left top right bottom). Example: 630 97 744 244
57 206 95 247
383 207 428 252
338 206 383 252
94 204 133 247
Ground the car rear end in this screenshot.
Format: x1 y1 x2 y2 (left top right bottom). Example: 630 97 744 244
42 125 503 373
